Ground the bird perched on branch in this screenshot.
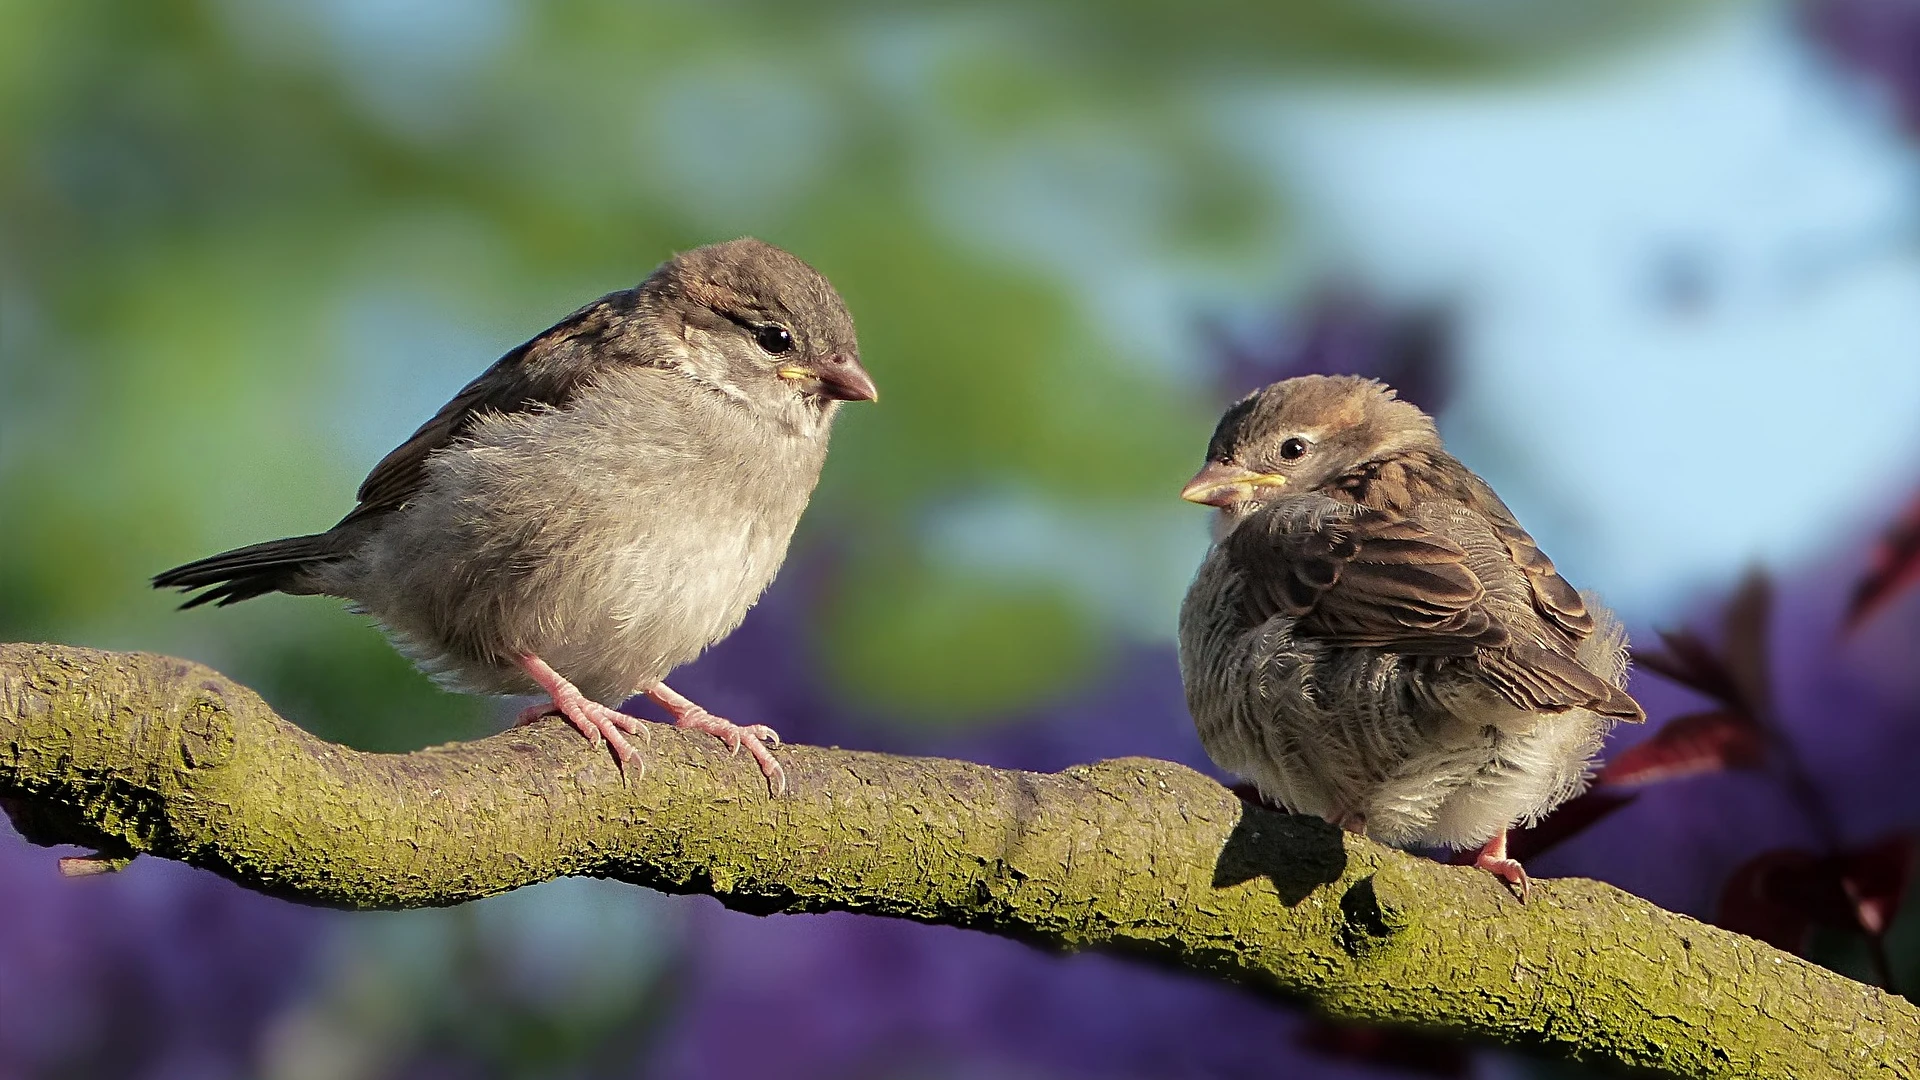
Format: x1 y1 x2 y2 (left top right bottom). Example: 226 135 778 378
1176 375 1641 896
156 238 876 793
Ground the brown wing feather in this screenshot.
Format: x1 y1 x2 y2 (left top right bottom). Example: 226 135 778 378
1227 493 1642 721
339 291 636 527
1227 503 1508 656
1478 642 1644 720
1491 521 1595 639
1445 469 1594 641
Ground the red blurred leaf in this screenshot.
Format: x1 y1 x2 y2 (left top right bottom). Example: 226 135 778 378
1719 849 1826 953
1719 569 1773 721
1505 790 1637 862
1633 629 1749 714
1847 492 1920 631
1634 570 1775 720
1297 1019 1469 1076
1598 710 1766 788
1717 834 1915 954
1840 834 1914 936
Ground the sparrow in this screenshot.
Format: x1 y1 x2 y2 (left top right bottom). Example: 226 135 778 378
1176 375 1642 896
155 238 876 793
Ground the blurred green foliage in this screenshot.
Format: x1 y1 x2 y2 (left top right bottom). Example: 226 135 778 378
0 0 1717 746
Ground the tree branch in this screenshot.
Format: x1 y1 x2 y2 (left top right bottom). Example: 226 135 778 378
1 643 1911 1078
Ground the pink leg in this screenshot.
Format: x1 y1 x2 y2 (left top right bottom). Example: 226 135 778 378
1473 827 1531 901
515 655 651 778
646 682 786 796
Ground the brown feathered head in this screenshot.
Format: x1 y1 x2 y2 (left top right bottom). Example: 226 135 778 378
639 238 876 417
1181 375 1440 514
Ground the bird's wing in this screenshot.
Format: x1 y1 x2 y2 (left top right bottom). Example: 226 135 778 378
1458 474 1595 640
1226 499 1509 656
1478 641 1644 721
1228 499 1642 719
340 292 635 527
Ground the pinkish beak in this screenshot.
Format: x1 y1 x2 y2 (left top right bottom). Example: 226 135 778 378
814 354 878 403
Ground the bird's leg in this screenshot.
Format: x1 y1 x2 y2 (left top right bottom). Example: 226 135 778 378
1326 810 1368 835
514 654 650 777
1472 827 1531 901
644 681 786 796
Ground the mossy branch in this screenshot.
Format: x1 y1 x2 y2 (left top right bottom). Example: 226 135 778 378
0 643 1911 1078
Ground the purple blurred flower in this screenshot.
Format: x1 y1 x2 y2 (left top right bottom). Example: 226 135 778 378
0 829 330 1078
1203 289 1453 414
651 907 1459 1080
1805 0 1920 134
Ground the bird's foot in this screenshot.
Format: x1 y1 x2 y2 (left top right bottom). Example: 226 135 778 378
1472 828 1531 902
646 682 786 796
515 655 651 779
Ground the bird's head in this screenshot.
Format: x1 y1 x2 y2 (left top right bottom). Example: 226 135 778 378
1180 374 1439 523
642 238 876 428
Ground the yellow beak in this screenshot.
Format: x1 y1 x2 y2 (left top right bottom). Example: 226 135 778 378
1179 461 1287 507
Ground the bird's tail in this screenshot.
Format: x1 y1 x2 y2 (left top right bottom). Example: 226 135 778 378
153 533 347 608
1578 594 1647 724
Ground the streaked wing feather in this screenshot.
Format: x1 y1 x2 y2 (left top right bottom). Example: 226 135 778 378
1227 502 1507 655
1477 641 1641 719
341 293 633 526
1492 521 1594 638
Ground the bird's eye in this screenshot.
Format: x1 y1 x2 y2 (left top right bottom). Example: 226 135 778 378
754 324 795 355
1279 437 1309 461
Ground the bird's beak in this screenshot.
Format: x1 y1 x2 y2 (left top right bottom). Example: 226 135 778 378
779 355 879 403
1180 461 1286 507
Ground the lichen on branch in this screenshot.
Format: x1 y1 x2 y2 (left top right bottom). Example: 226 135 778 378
1 643 1912 1079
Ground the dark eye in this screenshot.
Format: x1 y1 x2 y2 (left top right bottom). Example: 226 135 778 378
754 324 794 355
1279 437 1309 461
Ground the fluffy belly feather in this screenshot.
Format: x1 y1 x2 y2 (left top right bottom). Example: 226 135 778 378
323 406 812 706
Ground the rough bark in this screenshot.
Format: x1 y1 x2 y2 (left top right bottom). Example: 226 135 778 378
0 643 1911 1078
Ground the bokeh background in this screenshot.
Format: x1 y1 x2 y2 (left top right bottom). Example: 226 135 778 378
6 0 1920 1076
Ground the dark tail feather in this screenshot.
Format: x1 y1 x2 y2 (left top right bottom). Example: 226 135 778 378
153 534 346 608
1596 683 1647 724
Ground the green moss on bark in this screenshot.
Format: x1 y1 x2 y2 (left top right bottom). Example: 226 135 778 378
2 643 1913 1078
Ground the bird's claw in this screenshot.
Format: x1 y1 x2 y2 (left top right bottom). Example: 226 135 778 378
671 708 787 796
645 682 788 796
1471 829 1531 902
558 701 651 782
1476 855 1531 901
513 657 653 783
